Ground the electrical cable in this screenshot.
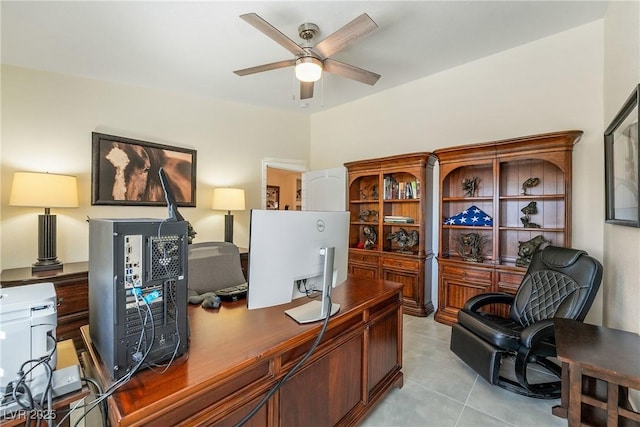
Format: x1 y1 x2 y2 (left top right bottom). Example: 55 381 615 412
10 334 56 410
232 293 334 427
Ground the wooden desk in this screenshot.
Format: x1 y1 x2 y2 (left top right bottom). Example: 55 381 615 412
1 262 89 352
82 277 404 426
553 318 640 427
1 340 88 427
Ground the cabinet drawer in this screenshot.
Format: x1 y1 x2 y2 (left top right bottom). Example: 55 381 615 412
441 265 492 283
497 270 524 294
55 280 89 316
57 312 88 352
349 252 379 265
381 257 419 270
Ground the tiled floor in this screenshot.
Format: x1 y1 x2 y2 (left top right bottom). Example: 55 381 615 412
361 314 567 427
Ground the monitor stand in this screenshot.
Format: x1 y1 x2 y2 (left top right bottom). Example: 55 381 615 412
285 247 340 324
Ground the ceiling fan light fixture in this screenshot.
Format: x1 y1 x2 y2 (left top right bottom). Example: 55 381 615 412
295 57 323 82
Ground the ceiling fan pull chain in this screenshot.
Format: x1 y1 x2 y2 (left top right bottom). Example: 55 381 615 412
292 69 297 100
320 74 324 108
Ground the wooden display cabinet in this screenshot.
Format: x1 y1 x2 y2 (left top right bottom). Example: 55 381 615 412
345 153 436 316
433 131 581 325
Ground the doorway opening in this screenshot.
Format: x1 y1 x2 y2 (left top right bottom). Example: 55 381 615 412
262 159 306 210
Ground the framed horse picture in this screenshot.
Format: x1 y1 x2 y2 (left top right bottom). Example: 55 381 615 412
91 132 197 206
605 84 640 227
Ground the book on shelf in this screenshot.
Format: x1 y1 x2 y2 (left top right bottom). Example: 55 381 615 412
384 216 415 223
383 176 421 200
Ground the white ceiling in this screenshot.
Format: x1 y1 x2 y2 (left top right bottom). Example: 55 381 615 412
1 1 609 114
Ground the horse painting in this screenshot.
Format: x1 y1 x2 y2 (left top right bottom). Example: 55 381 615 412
92 134 195 206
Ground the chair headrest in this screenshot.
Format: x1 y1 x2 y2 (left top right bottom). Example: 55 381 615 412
540 246 587 268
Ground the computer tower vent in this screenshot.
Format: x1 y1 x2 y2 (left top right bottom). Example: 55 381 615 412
149 235 183 279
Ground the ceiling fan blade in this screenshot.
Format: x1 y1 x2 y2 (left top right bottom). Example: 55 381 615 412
300 81 314 99
240 13 307 57
323 59 380 86
234 59 296 76
311 13 378 59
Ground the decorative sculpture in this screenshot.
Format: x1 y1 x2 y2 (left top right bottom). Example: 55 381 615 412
462 176 479 197
521 177 540 195
454 232 487 262
359 183 379 201
520 201 540 228
386 228 419 253
515 235 551 267
362 225 377 250
359 210 378 222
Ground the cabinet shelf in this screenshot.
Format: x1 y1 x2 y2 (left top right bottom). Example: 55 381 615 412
383 198 420 203
434 130 581 325
499 226 564 232
442 196 493 202
345 153 436 317
443 225 493 230
349 199 379 204
499 194 564 200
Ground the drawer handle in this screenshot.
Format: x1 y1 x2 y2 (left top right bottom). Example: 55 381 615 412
57 297 64 307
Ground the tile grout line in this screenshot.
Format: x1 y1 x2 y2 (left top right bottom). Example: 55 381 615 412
453 374 478 427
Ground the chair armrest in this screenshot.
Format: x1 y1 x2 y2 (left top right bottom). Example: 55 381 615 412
463 292 515 312
520 319 554 348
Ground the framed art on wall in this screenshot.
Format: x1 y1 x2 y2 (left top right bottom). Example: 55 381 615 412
91 132 197 206
266 185 280 210
605 84 640 227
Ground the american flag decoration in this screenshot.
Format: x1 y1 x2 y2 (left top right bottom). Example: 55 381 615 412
444 205 493 226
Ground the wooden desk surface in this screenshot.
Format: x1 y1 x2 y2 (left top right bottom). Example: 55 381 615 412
82 276 404 426
555 318 640 380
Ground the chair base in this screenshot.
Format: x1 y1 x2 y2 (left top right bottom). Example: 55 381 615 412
451 323 562 399
496 376 561 399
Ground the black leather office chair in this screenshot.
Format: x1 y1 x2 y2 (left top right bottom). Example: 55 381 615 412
450 246 603 398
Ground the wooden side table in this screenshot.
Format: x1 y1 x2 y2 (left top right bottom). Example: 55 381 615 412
553 318 640 427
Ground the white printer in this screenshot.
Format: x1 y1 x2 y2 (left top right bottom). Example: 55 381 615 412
0 282 57 392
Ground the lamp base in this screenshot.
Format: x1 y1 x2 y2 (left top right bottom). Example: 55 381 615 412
33 211 62 272
224 213 234 243
32 259 63 273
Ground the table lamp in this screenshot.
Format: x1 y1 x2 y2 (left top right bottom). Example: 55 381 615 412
211 188 245 243
9 171 79 272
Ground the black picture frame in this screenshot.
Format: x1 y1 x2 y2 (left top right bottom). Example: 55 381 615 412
605 84 640 227
91 132 197 206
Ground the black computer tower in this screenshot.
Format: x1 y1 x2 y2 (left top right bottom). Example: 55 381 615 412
89 218 189 381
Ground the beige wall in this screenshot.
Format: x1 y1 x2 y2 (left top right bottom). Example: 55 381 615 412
602 1 640 335
310 21 606 322
0 65 310 269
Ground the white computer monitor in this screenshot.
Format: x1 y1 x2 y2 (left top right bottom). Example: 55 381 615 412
247 209 349 323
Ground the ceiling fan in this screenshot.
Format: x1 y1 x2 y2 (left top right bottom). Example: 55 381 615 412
233 13 381 100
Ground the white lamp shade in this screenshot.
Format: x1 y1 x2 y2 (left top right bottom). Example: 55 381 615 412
212 188 245 211
9 172 78 208
295 57 323 83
